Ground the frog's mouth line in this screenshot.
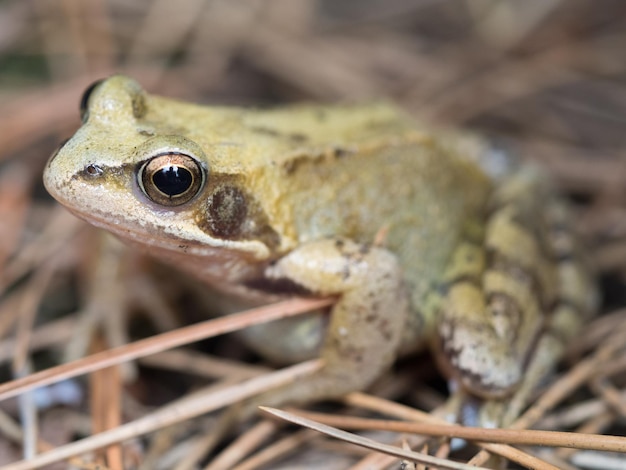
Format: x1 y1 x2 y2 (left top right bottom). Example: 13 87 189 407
63 205 269 260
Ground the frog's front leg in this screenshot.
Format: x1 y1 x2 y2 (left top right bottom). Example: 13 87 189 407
248 238 411 410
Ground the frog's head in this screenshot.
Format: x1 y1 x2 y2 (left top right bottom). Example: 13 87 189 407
44 76 282 273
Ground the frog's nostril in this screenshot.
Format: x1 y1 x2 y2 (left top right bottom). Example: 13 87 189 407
85 164 104 177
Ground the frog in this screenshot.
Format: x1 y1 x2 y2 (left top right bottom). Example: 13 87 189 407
43 75 596 426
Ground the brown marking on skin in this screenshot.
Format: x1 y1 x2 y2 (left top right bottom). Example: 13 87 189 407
340 344 366 363
206 186 248 238
486 292 522 342
486 248 547 309
495 198 556 264
289 133 308 143
132 92 147 119
338 244 369 265
282 153 323 175
378 318 393 342
244 276 317 297
249 126 281 137
364 313 377 323
461 225 485 247
196 177 281 249
439 319 519 397
333 146 354 158
440 275 482 295
281 144 358 176
487 248 534 285
249 126 309 143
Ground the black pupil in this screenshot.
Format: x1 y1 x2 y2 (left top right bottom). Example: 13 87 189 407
152 165 193 197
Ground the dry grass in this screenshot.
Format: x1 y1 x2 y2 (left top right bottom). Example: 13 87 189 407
1 1 626 468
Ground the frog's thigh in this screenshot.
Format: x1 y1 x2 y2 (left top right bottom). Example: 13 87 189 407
438 170 563 399
259 239 410 405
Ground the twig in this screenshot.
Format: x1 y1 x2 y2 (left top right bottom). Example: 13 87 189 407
0 297 332 402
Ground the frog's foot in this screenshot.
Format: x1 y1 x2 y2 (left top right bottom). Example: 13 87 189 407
437 167 596 421
444 328 563 429
240 238 411 416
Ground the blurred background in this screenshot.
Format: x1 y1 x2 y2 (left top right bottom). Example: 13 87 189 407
2 1 626 468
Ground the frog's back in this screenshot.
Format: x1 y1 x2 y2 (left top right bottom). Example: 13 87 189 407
162 99 498 307
46 75 497 309
272 122 492 301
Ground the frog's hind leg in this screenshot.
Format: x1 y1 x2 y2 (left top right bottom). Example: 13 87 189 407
437 167 596 427
239 238 411 417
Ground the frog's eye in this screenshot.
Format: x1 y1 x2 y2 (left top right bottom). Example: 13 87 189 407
138 153 205 206
79 79 104 123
